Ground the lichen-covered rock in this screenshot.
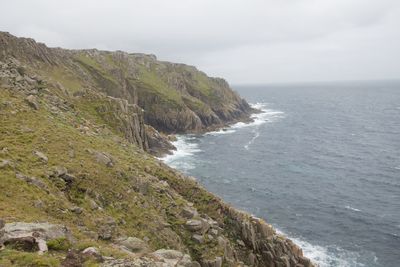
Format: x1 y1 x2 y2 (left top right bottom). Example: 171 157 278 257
33 150 48 163
0 222 71 254
82 247 103 262
16 173 48 192
116 236 150 253
25 94 39 110
185 220 203 232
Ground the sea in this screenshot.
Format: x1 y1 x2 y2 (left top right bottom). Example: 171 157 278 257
161 80 400 267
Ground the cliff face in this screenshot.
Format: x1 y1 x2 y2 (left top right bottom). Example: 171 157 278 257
0 32 314 267
0 31 253 134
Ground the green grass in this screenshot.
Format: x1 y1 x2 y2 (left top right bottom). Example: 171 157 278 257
47 238 72 251
135 65 183 105
0 250 61 267
74 53 119 88
48 67 83 93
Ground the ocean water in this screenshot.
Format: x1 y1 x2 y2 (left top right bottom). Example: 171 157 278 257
161 81 400 267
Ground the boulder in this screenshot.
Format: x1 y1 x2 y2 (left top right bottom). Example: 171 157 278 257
33 151 48 163
25 95 39 110
116 236 149 253
180 206 198 219
70 206 83 214
97 217 116 240
89 199 99 210
82 246 103 262
92 151 114 167
0 222 71 254
98 225 113 240
50 166 75 184
16 173 48 192
192 234 204 244
0 159 13 169
185 220 203 232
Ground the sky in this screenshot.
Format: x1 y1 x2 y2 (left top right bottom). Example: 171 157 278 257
1 0 399 84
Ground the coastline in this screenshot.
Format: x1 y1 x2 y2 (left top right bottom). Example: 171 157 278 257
158 103 316 266
156 106 262 158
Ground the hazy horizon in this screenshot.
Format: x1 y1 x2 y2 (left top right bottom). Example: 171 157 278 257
1 0 399 84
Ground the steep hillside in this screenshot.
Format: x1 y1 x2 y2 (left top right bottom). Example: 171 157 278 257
0 32 253 135
0 32 314 267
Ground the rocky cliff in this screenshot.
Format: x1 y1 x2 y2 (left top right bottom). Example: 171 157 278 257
0 32 314 267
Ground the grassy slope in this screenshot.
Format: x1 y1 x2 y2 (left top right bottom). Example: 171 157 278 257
0 84 236 266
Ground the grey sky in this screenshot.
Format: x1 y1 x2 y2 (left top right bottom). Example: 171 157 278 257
1 0 399 84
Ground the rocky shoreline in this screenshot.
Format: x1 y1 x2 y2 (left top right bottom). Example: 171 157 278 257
0 32 314 266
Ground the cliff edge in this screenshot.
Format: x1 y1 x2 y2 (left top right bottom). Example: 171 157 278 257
0 32 314 267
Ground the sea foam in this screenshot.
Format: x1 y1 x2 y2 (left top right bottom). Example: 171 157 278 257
206 103 285 138
276 229 362 267
161 135 201 172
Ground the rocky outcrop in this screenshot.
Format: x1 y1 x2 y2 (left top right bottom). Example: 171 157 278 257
145 125 176 157
101 249 200 267
95 96 149 150
0 222 72 254
221 207 314 267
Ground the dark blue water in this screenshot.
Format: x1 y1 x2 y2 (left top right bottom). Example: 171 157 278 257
163 81 400 267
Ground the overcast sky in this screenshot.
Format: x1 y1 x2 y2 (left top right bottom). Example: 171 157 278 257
1 0 399 84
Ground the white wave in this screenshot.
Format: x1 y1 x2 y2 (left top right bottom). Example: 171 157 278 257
345 205 362 212
276 229 362 267
244 130 260 150
160 135 201 171
205 103 285 137
205 128 236 136
232 103 285 129
394 166 400 170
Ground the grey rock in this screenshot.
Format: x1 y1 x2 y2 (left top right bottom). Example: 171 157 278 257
192 234 204 244
98 226 113 240
116 236 149 253
97 218 116 240
0 147 9 155
34 151 48 163
33 200 44 209
180 206 198 219
82 246 102 261
210 229 218 236
16 173 48 192
70 206 83 214
185 220 203 232
138 180 149 195
0 222 71 254
0 159 13 169
25 95 39 110
93 151 114 167
50 166 75 183
237 239 245 247
89 199 99 210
